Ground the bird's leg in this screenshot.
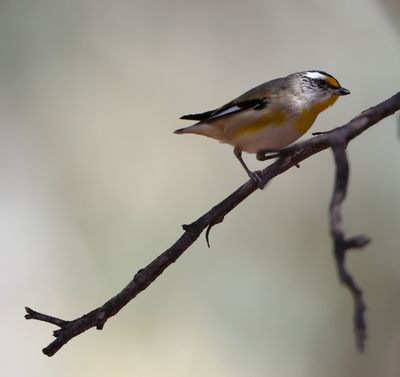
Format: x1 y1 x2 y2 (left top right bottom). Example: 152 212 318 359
233 147 263 187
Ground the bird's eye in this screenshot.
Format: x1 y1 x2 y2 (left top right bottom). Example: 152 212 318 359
317 78 326 86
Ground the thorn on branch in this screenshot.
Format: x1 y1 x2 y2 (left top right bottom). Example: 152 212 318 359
205 215 225 248
96 311 107 330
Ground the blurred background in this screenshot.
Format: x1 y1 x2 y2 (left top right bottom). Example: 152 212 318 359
1 0 399 376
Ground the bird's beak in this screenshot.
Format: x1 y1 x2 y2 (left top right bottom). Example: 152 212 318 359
336 87 350 96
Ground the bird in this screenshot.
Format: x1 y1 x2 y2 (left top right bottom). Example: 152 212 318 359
174 70 350 185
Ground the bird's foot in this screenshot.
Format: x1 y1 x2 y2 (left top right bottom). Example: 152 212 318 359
256 150 282 161
248 170 264 189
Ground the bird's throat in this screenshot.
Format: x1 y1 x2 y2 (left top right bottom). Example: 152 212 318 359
294 95 339 133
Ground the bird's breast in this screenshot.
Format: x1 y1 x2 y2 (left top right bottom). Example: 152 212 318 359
294 95 338 133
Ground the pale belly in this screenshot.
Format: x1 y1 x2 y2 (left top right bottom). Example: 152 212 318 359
226 120 306 153
207 106 316 153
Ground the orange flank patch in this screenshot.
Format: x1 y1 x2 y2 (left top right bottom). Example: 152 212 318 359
294 95 338 133
233 111 286 137
325 75 340 89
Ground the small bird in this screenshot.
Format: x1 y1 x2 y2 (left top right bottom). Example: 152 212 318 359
174 70 350 184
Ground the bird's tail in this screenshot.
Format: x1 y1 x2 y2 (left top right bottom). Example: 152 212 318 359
174 122 223 140
173 127 187 134
173 123 207 135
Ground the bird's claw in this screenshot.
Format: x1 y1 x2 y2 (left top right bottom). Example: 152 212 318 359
248 170 264 189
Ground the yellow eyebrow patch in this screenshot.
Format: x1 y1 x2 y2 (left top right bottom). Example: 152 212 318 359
325 75 340 88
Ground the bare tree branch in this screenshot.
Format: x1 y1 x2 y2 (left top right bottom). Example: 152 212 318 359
25 92 400 356
329 141 370 351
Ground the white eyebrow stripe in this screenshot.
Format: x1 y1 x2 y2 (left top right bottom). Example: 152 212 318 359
305 71 326 80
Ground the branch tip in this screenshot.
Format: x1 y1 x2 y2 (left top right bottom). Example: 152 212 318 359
42 347 53 357
346 235 371 250
25 306 34 319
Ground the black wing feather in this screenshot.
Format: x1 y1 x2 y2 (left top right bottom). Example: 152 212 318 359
180 109 216 121
180 98 268 122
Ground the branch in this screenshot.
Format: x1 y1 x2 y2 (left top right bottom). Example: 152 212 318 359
329 141 370 351
26 92 400 356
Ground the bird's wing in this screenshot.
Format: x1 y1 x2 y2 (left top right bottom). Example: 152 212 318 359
179 79 284 123
180 98 268 122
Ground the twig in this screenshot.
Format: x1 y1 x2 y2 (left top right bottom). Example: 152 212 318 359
329 140 370 351
25 92 400 356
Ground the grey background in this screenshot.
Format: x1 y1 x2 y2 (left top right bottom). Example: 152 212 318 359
1 1 400 376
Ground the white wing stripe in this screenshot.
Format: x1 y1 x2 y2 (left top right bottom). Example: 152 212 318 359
211 105 242 118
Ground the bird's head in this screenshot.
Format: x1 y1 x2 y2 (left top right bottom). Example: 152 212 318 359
296 70 350 105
